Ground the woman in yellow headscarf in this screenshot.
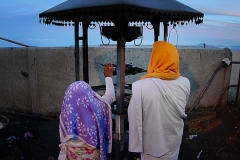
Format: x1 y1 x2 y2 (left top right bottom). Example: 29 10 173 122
140 41 180 80
128 41 190 160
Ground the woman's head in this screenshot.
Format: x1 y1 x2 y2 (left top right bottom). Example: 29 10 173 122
141 41 180 80
59 80 112 159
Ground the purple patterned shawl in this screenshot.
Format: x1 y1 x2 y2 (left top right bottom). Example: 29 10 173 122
59 81 112 160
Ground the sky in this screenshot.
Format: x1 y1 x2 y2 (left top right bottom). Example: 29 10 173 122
0 0 240 48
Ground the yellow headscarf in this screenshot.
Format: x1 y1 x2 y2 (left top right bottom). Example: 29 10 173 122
140 41 180 80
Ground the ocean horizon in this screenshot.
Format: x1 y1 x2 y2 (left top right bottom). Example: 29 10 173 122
0 43 239 51
118 44 240 51
177 45 240 52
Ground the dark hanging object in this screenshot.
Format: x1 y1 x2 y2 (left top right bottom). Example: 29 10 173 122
101 26 142 42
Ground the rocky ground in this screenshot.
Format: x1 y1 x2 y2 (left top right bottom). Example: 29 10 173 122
0 104 240 160
180 105 240 160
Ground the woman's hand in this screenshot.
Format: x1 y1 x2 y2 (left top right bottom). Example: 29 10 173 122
104 63 114 77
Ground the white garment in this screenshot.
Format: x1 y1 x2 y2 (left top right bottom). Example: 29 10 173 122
128 77 190 159
99 77 116 104
141 146 180 160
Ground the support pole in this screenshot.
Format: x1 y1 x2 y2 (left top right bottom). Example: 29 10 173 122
82 21 89 83
164 22 168 42
152 21 160 42
74 21 80 81
116 33 126 115
114 22 127 160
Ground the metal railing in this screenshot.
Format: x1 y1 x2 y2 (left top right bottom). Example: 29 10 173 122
0 37 30 47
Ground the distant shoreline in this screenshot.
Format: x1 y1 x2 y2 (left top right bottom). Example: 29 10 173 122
97 43 239 50
99 44 240 51
0 44 239 51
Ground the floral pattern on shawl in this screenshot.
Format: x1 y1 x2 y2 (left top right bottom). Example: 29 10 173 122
60 81 112 160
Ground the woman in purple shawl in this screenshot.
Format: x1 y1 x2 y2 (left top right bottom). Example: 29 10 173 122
58 63 115 160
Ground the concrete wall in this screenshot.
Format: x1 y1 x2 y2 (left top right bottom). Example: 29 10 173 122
0 46 233 117
228 51 240 103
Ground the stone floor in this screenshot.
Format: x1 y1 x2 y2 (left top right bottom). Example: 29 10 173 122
0 104 240 160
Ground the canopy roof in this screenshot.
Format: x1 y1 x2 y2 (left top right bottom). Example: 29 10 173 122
39 0 204 26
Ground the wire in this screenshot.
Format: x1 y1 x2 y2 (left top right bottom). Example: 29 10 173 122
88 22 96 30
134 36 143 46
168 26 178 47
99 23 110 46
145 22 153 30
134 26 143 46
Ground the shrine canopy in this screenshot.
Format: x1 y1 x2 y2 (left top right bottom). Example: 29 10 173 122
39 0 204 26
38 0 204 116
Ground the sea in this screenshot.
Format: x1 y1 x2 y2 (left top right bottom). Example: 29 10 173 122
106 44 240 51
177 45 240 52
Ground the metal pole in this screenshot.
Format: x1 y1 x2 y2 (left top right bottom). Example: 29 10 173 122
163 22 168 42
113 21 127 160
152 21 160 42
74 21 80 81
116 33 126 115
0 37 30 47
82 21 89 83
